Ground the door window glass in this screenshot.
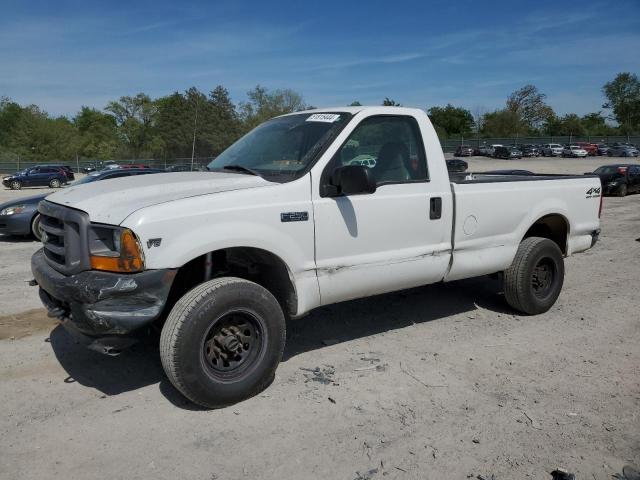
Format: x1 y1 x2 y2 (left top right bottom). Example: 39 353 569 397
334 116 428 185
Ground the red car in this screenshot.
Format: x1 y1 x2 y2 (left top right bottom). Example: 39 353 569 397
575 142 598 156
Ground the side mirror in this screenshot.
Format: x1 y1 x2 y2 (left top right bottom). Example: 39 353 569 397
327 165 376 196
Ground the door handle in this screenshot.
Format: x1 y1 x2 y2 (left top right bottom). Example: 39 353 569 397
430 197 442 220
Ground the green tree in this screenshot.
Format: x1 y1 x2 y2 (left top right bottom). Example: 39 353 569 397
240 85 308 130
427 104 474 137
506 84 554 131
481 109 527 137
349 101 362 106
602 72 640 134
105 93 157 158
73 107 119 159
580 112 615 136
556 114 586 136
206 85 242 155
382 97 401 106
0 97 23 150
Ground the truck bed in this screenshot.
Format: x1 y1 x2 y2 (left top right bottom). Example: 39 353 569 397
449 172 600 183
444 173 601 282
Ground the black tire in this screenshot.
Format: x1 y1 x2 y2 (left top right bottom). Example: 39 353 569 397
607 151 612 157
160 277 286 408
617 184 628 197
49 178 61 188
10 180 22 190
504 237 565 315
31 214 43 241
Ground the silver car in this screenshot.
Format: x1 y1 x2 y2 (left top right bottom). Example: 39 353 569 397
542 143 564 157
607 144 639 157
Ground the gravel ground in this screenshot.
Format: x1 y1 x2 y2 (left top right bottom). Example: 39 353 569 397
0 158 638 480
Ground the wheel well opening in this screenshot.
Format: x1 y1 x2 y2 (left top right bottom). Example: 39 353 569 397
523 214 568 254
161 247 298 321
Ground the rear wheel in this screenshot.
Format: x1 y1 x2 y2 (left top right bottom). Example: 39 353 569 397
10 180 22 190
504 237 565 315
31 214 43 241
49 178 61 188
617 184 628 197
160 277 286 409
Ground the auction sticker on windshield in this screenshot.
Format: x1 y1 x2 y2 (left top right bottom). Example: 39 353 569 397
306 113 341 123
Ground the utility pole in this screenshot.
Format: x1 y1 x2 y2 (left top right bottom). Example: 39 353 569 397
190 99 199 172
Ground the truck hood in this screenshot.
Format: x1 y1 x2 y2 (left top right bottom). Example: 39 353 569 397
45 172 273 224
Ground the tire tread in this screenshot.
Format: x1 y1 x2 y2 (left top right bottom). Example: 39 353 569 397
160 277 283 408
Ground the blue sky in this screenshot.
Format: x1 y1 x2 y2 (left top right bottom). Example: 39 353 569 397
1 0 639 117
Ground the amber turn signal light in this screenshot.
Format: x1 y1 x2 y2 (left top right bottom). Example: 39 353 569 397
90 229 144 273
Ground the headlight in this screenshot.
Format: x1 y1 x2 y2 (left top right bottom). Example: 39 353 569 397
607 182 618 186
88 225 145 273
0 204 27 216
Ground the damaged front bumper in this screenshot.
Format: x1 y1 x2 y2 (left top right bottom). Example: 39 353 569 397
31 249 176 350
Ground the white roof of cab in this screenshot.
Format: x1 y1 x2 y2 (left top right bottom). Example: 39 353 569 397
281 106 426 117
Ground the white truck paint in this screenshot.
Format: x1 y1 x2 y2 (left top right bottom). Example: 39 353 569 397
44 106 601 318
34 106 604 407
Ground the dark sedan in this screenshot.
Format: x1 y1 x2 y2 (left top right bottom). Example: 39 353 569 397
2 166 69 190
519 145 540 157
0 168 163 240
446 158 468 173
588 164 640 197
494 146 522 159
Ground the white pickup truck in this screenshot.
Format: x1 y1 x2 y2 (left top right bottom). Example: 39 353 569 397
31 106 602 408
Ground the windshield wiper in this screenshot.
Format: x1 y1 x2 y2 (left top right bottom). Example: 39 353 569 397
220 164 260 176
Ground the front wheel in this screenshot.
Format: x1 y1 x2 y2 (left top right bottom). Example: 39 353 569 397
31 214 43 241
160 277 286 408
10 180 22 190
504 237 565 315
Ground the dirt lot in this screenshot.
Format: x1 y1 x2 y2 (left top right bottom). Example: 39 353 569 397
1 157 639 480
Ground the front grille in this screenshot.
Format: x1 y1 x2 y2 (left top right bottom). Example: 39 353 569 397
38 201 91 275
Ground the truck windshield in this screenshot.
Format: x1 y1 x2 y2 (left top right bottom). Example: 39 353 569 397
208 112 352 181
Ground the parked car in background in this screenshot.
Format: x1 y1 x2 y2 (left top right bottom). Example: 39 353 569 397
588 164 640 197
519 145 540 157
348 155 377 168
596 144 610 156
607 144 639 157
562 145 588 158
166 164 194 172
487 144 503 157
82 161 117 173
542 143 564 157
0 168 164 240
454 145 474 156
478 144 492 156
494 145 522 159
2 166 68 190
446 158 468 172
42 164 75 181
575 142 598 156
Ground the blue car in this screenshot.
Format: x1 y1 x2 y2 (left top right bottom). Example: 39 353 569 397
0 168 163 240
2 166 69 190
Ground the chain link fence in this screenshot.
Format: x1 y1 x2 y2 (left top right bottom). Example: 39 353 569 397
441 135 640 153
0 157 214 174
2 134 639 173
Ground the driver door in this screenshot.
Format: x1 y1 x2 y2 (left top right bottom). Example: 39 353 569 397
312 114 452 305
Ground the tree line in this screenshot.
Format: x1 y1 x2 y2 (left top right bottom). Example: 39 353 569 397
1 72 638 163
